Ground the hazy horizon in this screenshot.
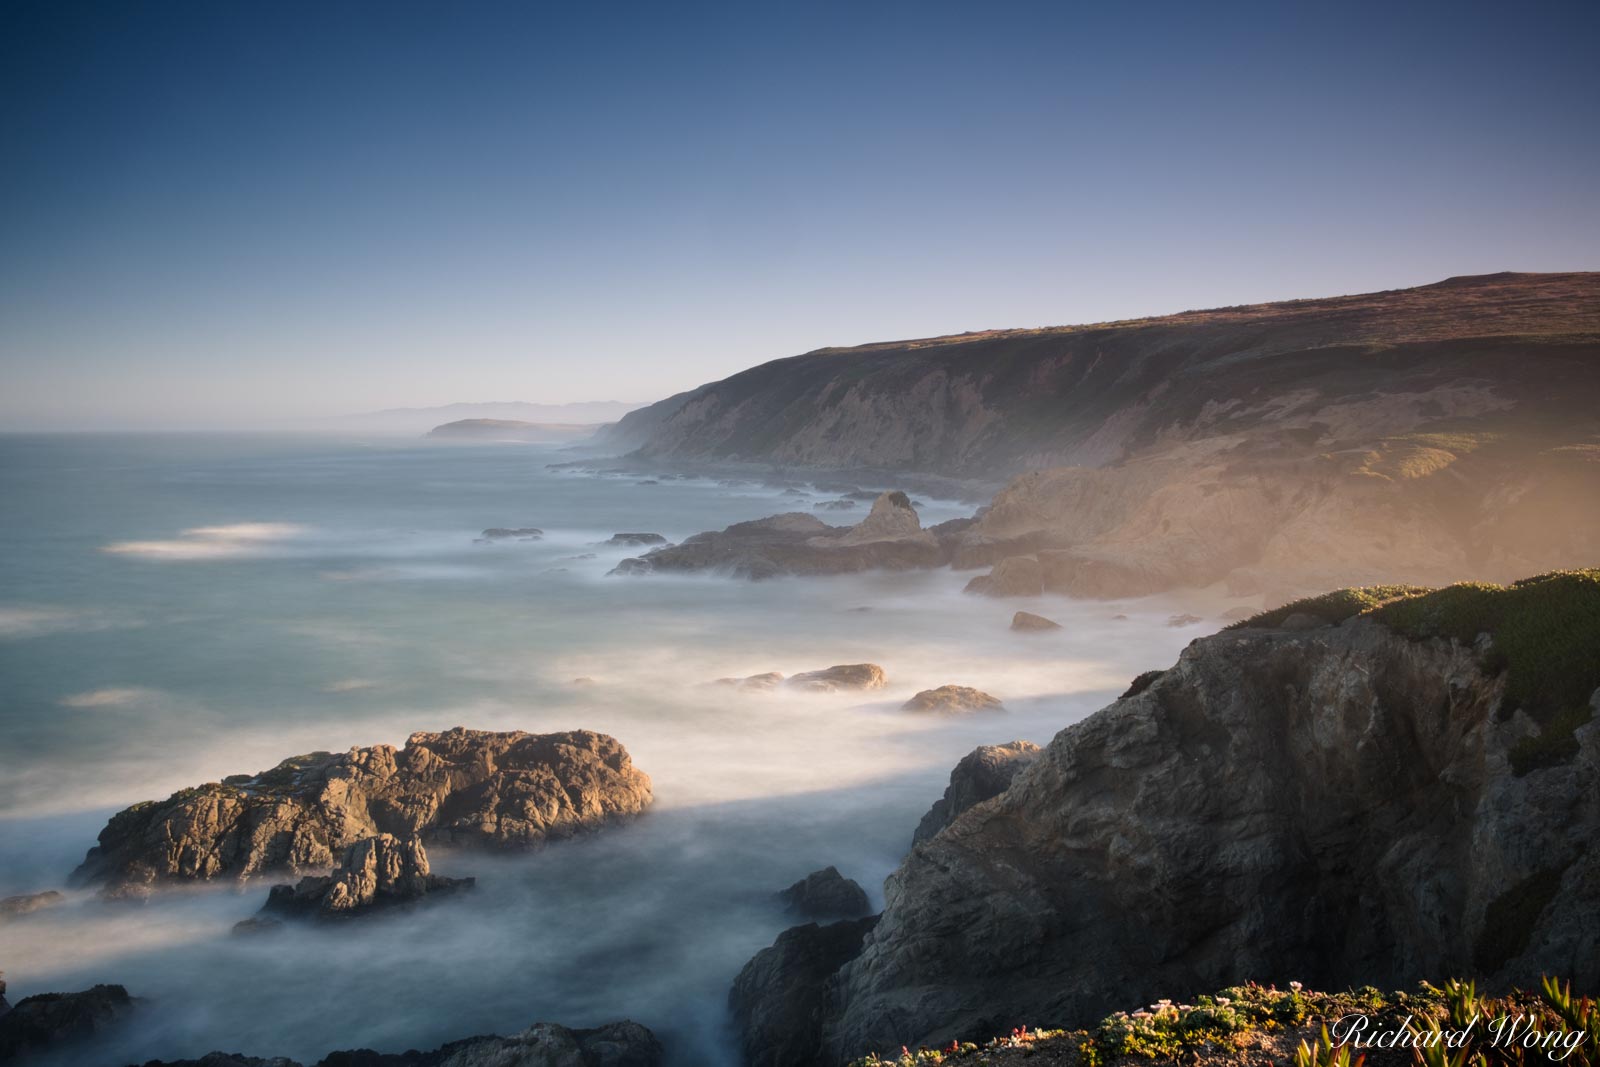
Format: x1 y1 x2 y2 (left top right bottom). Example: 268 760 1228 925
3 0 1597 430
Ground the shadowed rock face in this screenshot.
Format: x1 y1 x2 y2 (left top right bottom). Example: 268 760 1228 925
778 867 871 921
127 1019 664 1067
729 918 879 1067
910 741 1041 848
0 984 133 1060
72 728 653 897
816 617 1600 1061
258 833 473 919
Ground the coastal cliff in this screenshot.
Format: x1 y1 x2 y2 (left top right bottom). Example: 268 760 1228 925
602 273 1600 597
602 273 1600 476
729 571 1600 1064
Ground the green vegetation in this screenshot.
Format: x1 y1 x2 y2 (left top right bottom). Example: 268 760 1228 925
1230 569 1600 776
1120 670 1165 699
1227 585 1431 630
1370 570 1600 774
847 977 1598 1067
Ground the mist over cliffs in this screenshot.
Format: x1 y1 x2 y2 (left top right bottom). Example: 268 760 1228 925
602 273 1600 599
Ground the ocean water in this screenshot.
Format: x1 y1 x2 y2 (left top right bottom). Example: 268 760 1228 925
0 433 1225 1066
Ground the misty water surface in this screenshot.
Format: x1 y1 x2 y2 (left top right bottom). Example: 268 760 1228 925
0 434 1226 1065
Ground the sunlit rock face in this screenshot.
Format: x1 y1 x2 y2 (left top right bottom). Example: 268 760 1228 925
71 727 653 897
794 610 1600 1061
257 833 473 918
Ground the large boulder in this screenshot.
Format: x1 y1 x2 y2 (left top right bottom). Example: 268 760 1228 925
256 834 472 919
900 686 1003 714
818 580 1600 1060
728 918 878 1067
1009 611 1061 631
785 665 887 693
778 867 871 921
911 741 1041 847
73 728 653 897
0 984 132 1060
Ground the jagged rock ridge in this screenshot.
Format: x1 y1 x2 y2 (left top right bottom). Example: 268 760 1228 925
72 727 652 896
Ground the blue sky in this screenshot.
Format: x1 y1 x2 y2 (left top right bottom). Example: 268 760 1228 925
1 0 1596 427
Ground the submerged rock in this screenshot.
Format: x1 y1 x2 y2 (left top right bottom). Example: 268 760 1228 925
785 664 887 693
1166 612 1204 627
777 866 870 920
0 983 132 1060
728 917 879 1067
901 685 1003 714
713 672 785 691
73 728 653 897
604 532 669 546
911 741 1041 847
0 890 64 920
125 1019 662 1067
479 527 543 540
256 833 472 920
1009 610 1061 631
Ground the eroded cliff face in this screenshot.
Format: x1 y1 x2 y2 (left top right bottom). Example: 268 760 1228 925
814 618 1600 1062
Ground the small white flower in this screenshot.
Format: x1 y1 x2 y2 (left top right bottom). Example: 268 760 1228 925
1217 997 1232 1006
1289 981 1303 991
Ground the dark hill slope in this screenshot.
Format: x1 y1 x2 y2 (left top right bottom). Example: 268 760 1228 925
600 272 1600 477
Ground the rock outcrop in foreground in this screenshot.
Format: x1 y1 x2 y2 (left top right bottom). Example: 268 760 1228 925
730 918 880 1067
72 727 653 897
257 833 472 919
747 572 1600 1063
129 1019 663 1067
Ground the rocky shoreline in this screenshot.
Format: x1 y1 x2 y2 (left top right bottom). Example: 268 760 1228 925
723 571 1600 1064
